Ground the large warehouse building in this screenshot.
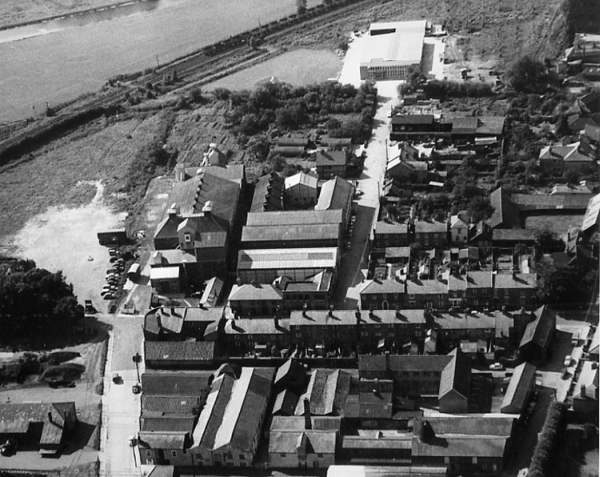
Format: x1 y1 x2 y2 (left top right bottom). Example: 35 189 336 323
359 20 426 81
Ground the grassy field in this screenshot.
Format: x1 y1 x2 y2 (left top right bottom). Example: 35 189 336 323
0 113 168 245
204 50 343 91
0 0 128 28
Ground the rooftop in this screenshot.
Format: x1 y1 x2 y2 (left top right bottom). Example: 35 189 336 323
144 341 215 362
290 309 426 327
241 223 340 245
316 150 348 167
285 171 318 189
316 176 354 211
238 248 338 271
246 210 343 227
362 20 426 68
229 283 283 302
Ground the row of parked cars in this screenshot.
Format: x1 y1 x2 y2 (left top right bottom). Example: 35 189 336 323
101 248 125 301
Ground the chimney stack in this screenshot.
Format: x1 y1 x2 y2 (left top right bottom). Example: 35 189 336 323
48 412 53 424
302 303 308 318
303 398 312 430
580 384 586 398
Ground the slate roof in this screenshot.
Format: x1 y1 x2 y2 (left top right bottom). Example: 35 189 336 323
466 271 493 289
242 223 340 245
386 247 411 260
451 117 478 135
511 192 591 210
246 210 343 227
488 187 521 229
238 248 338 271
224 318 290 336
375 221 409 235
290 310 425 327
141 372 213 395
438 348 471 400
392 115 435 125
492 229 536 243
192 367 275 453
411 416 514 458
144 307 223 336
150 250 197 266
361 279 405 295
493 273 537 289
251 172 284 213
316 150 348 167
431 311 496 331
229 284 283 302
358 355 452 374
316 176 354 211
269 431 337 454
295 369 351 416
270 415 342 432
414 220 447 234
285 171 318 189
405 278 448 295
138 432 187 450
144 341 216 362
198 164 245 185
0 402 75 441
501 362 536 414
142 396 202 415
519 306 555 350
273 389 300 416
140 416 197 433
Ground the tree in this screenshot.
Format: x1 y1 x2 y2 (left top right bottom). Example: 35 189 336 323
296 0 307 14
534 226 564 254
246 135 270 161
0 260 83 343
536 259 581 304
466 196 494 223
506 56 548 94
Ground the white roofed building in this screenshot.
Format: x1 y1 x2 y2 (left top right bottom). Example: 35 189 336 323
360 20 427 81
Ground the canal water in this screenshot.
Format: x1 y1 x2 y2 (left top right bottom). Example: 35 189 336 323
0 0 317 123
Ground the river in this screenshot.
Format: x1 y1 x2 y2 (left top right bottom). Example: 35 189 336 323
0 0 319 123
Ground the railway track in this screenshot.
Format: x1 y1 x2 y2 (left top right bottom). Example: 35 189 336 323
0 0 390 163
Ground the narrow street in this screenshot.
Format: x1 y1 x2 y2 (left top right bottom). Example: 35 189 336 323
99 309 146 477
333 35 402 309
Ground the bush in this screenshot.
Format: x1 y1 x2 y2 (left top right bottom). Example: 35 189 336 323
529 402 566 475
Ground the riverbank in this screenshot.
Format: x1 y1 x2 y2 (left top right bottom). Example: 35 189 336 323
0 0 145 30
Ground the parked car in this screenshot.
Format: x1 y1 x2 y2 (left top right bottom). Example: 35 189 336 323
132 383 142 394
564 355 572 366
0 438 17 456
489 362 505 371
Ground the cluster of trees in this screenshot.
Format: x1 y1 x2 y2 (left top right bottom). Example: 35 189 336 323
448 162 493 222
124 111 178 206
224 80 377 141
536 256 596 305
0 259 83 343
398 66 493 99
527 402 566 477
506 56 550 94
